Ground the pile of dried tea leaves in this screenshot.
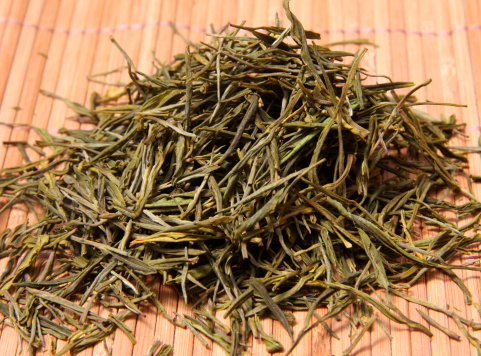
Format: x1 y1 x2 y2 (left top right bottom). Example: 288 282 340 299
1 1 481 355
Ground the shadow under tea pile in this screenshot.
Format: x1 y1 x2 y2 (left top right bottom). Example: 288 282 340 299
1 2 481 355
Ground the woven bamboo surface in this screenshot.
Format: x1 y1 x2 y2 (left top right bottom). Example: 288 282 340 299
1 0 481 355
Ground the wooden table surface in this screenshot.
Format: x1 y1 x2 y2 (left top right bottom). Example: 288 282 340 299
1 0 481 355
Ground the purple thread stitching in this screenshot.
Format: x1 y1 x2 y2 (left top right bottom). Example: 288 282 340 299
0 17 210 34
1 17 481 36
465 125 481 133
315 25 481 36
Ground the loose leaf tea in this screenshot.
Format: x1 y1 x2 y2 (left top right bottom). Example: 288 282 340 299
1 1 481 355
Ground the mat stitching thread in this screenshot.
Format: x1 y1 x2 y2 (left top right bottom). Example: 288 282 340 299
0 18 214 34
1 17 481 36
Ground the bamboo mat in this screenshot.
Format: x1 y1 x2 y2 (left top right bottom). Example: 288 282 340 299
1 0 481 355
